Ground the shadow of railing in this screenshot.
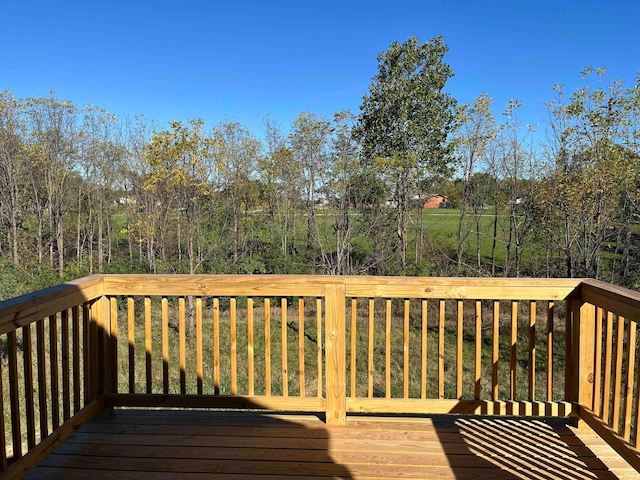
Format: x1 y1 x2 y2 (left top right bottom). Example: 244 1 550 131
28 407 354 478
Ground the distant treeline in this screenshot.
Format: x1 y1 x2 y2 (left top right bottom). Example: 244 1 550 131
1 39 640 299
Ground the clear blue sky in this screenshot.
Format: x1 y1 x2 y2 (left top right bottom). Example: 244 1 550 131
2 0 639 138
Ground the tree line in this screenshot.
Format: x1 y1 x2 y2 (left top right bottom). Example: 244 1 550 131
1 38 640 300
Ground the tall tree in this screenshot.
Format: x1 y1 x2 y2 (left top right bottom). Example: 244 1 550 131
357 36 457 270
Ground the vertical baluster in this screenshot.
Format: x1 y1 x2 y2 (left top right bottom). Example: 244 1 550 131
438 300 445 399
36 319 48 441
368 299 374 399
385 299 391 398
108 300 117 395
299 298 306 398
317 298 323 398
213 298 220 395
7 330 21 459
82 305 90 406
421 300 428 399
179 297 186 395
23 325 36 449
456 300 463 400
281 298 288 397
230 298 238 395
127 297 135 394
547 301 555 402
492 301 499 401
144 297 152 394
612 315 625 431
196 297 203 395
264 298 271 396
178 297 187 395
510 301 518 401
50 313 59 425
350 299 357 398
528 301 536 401
61 309 70 421
72 305 81 411
404 300 410 399
623 320 636 441
248 298 255 396
602 311 614 423
0 345 6 469
161 297 169 394
475 300 482 400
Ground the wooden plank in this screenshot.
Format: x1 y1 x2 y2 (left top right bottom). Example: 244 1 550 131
438 300 445 399
456 300 462 399
105 394 325 412
61 309 70 421
90 300 100 400
161 297 169 394
368 298 374 399
196 297 203 395
213 298 220 395
36 319 48 440
144 297 152 394
0 275 104 335
299 298 305 398
1 398 104 480
612 314 625 432
247 298 255 396
385 299 391 399
602 310 614 423
230 297 237 396
23 324 36 449
264 298 271 396
325 284 346 425
179 297 186 395
72 305 81 410
82 304 91 405
127 297 135 394
492 301 499 401
475 300 481 400
7 330 21 459
350 298 357 398
281 298 288 397
529 301 536 402
622 320 636 441
547 301 555 402
403 299 409 399
49 314 59 429
510 301 517 400
316 298 322 398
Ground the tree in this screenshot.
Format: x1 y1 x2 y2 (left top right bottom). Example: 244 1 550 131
357 36 457 270
455 93 496 274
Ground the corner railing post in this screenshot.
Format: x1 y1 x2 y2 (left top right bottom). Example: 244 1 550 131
325 283 347 425
572 294 597 413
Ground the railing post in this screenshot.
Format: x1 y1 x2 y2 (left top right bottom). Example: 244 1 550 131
325 283 347 425
572 297 597 411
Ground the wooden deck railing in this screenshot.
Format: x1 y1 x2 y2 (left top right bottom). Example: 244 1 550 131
1 274 640 476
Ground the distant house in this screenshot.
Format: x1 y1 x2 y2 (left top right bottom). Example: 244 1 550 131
424 195 452 209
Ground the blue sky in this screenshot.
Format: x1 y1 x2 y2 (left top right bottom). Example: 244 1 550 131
2 0 639 138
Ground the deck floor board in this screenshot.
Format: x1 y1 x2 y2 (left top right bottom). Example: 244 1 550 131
25 410 640 479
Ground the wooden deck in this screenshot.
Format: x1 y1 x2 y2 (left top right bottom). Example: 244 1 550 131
25 409 640 479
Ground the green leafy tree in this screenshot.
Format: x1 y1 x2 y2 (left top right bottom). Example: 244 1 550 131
357 36 457 270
